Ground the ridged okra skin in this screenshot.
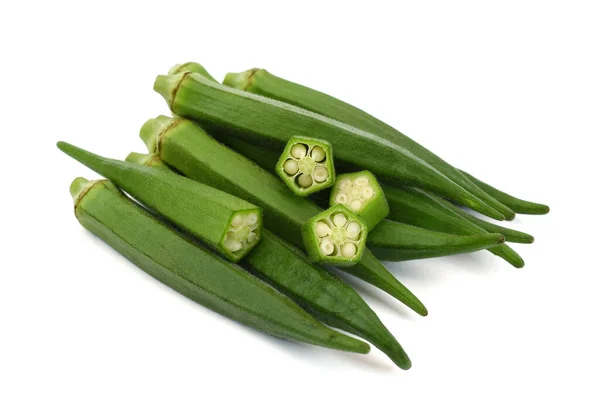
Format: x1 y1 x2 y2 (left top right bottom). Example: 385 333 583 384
369 220 505 262
302 205 368 267
141 115 428 316
58 142 262 262
460 170 550 215
276 136 335 196
154 71 506 221
69 177 370 354
127 153 413 368
330 170 389 230
222 68 518 220
383 186 526 268
210 134 518 264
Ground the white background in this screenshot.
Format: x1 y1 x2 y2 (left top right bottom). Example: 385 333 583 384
1 1 599 418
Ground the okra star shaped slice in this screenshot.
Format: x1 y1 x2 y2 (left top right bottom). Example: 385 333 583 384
302 204 367 266
330 170 389 230
276 136 335 196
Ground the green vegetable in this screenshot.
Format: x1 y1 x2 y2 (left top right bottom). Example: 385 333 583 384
57 142 262 262
69 177 370 353
154 71 505 220
125 151 172 170
222 67 519 220
368 220 505 262
383 186 526 268
127 153 412 368
209 133 514 263
168 62 217 82
141 115 427 316
460 170 550 215
330 170 389 230
275 136 335 196
455 207 534 244
302 204 368 266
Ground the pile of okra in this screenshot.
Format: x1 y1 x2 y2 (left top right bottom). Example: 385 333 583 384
59 62 548 369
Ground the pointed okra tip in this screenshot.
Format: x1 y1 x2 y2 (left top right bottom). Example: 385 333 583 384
139 115 178 153
222 68 263 91
276 136 335 197
302 204 367 267
221 209 263 262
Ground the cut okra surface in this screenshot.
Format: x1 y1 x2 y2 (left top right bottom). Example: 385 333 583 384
330 170 389 230
302 204 367 266
276 136 335 196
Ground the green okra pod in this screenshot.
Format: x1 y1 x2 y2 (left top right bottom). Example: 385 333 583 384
330 170 389 230
222 67 519 220
276 136 335 196
209 134 516 263
69 177 370 354
383 186 526 268
302 205 368 266
127 153 412 368
153 71 505 221
58 142 262 262
141 115 427 316
460 170 550 215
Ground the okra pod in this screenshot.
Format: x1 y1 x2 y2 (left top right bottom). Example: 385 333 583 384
69 177 370 354
168 62 217 82
330 170 389 230
141 116 427 316
276 136 335 196
383 186 526 268
154 71 505 220
460 171 550 215
211 134 517 263
57 142 262 262
302 205 368 266
222 67 520 220
127 153 412 368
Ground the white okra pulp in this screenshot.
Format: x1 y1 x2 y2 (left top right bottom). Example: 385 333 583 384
315 211 363 259
224 210 261 253
282 141 330 188
334 175 375 212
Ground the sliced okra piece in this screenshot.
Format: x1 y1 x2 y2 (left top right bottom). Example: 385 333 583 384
302 204 367 266
275 136 335 197
330 170 389 230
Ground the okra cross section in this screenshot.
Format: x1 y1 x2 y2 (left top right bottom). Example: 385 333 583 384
275 136 335 196
302 204 367 266
330 170 389 230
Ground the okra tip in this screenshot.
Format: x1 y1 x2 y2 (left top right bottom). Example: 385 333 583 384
223 68 262 91
139 115 177 153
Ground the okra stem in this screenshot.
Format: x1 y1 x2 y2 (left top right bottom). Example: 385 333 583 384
154 71 506 221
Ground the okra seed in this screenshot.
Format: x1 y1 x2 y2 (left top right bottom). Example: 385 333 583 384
333 212 347 227
335 193 348 204
313 166 329 183
291 143 308 159
246 213 259 226
339 179 352 191
311 146 326 162
320 239 335 255
316 221 331 237
346 222 361 239
362 187 374 199
297 173 313 188
283 159 299 175
247 232 257 243
224 238 243 252
350 200 362 211
354 176 369 186
231 214 244 227
341 243 357 258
